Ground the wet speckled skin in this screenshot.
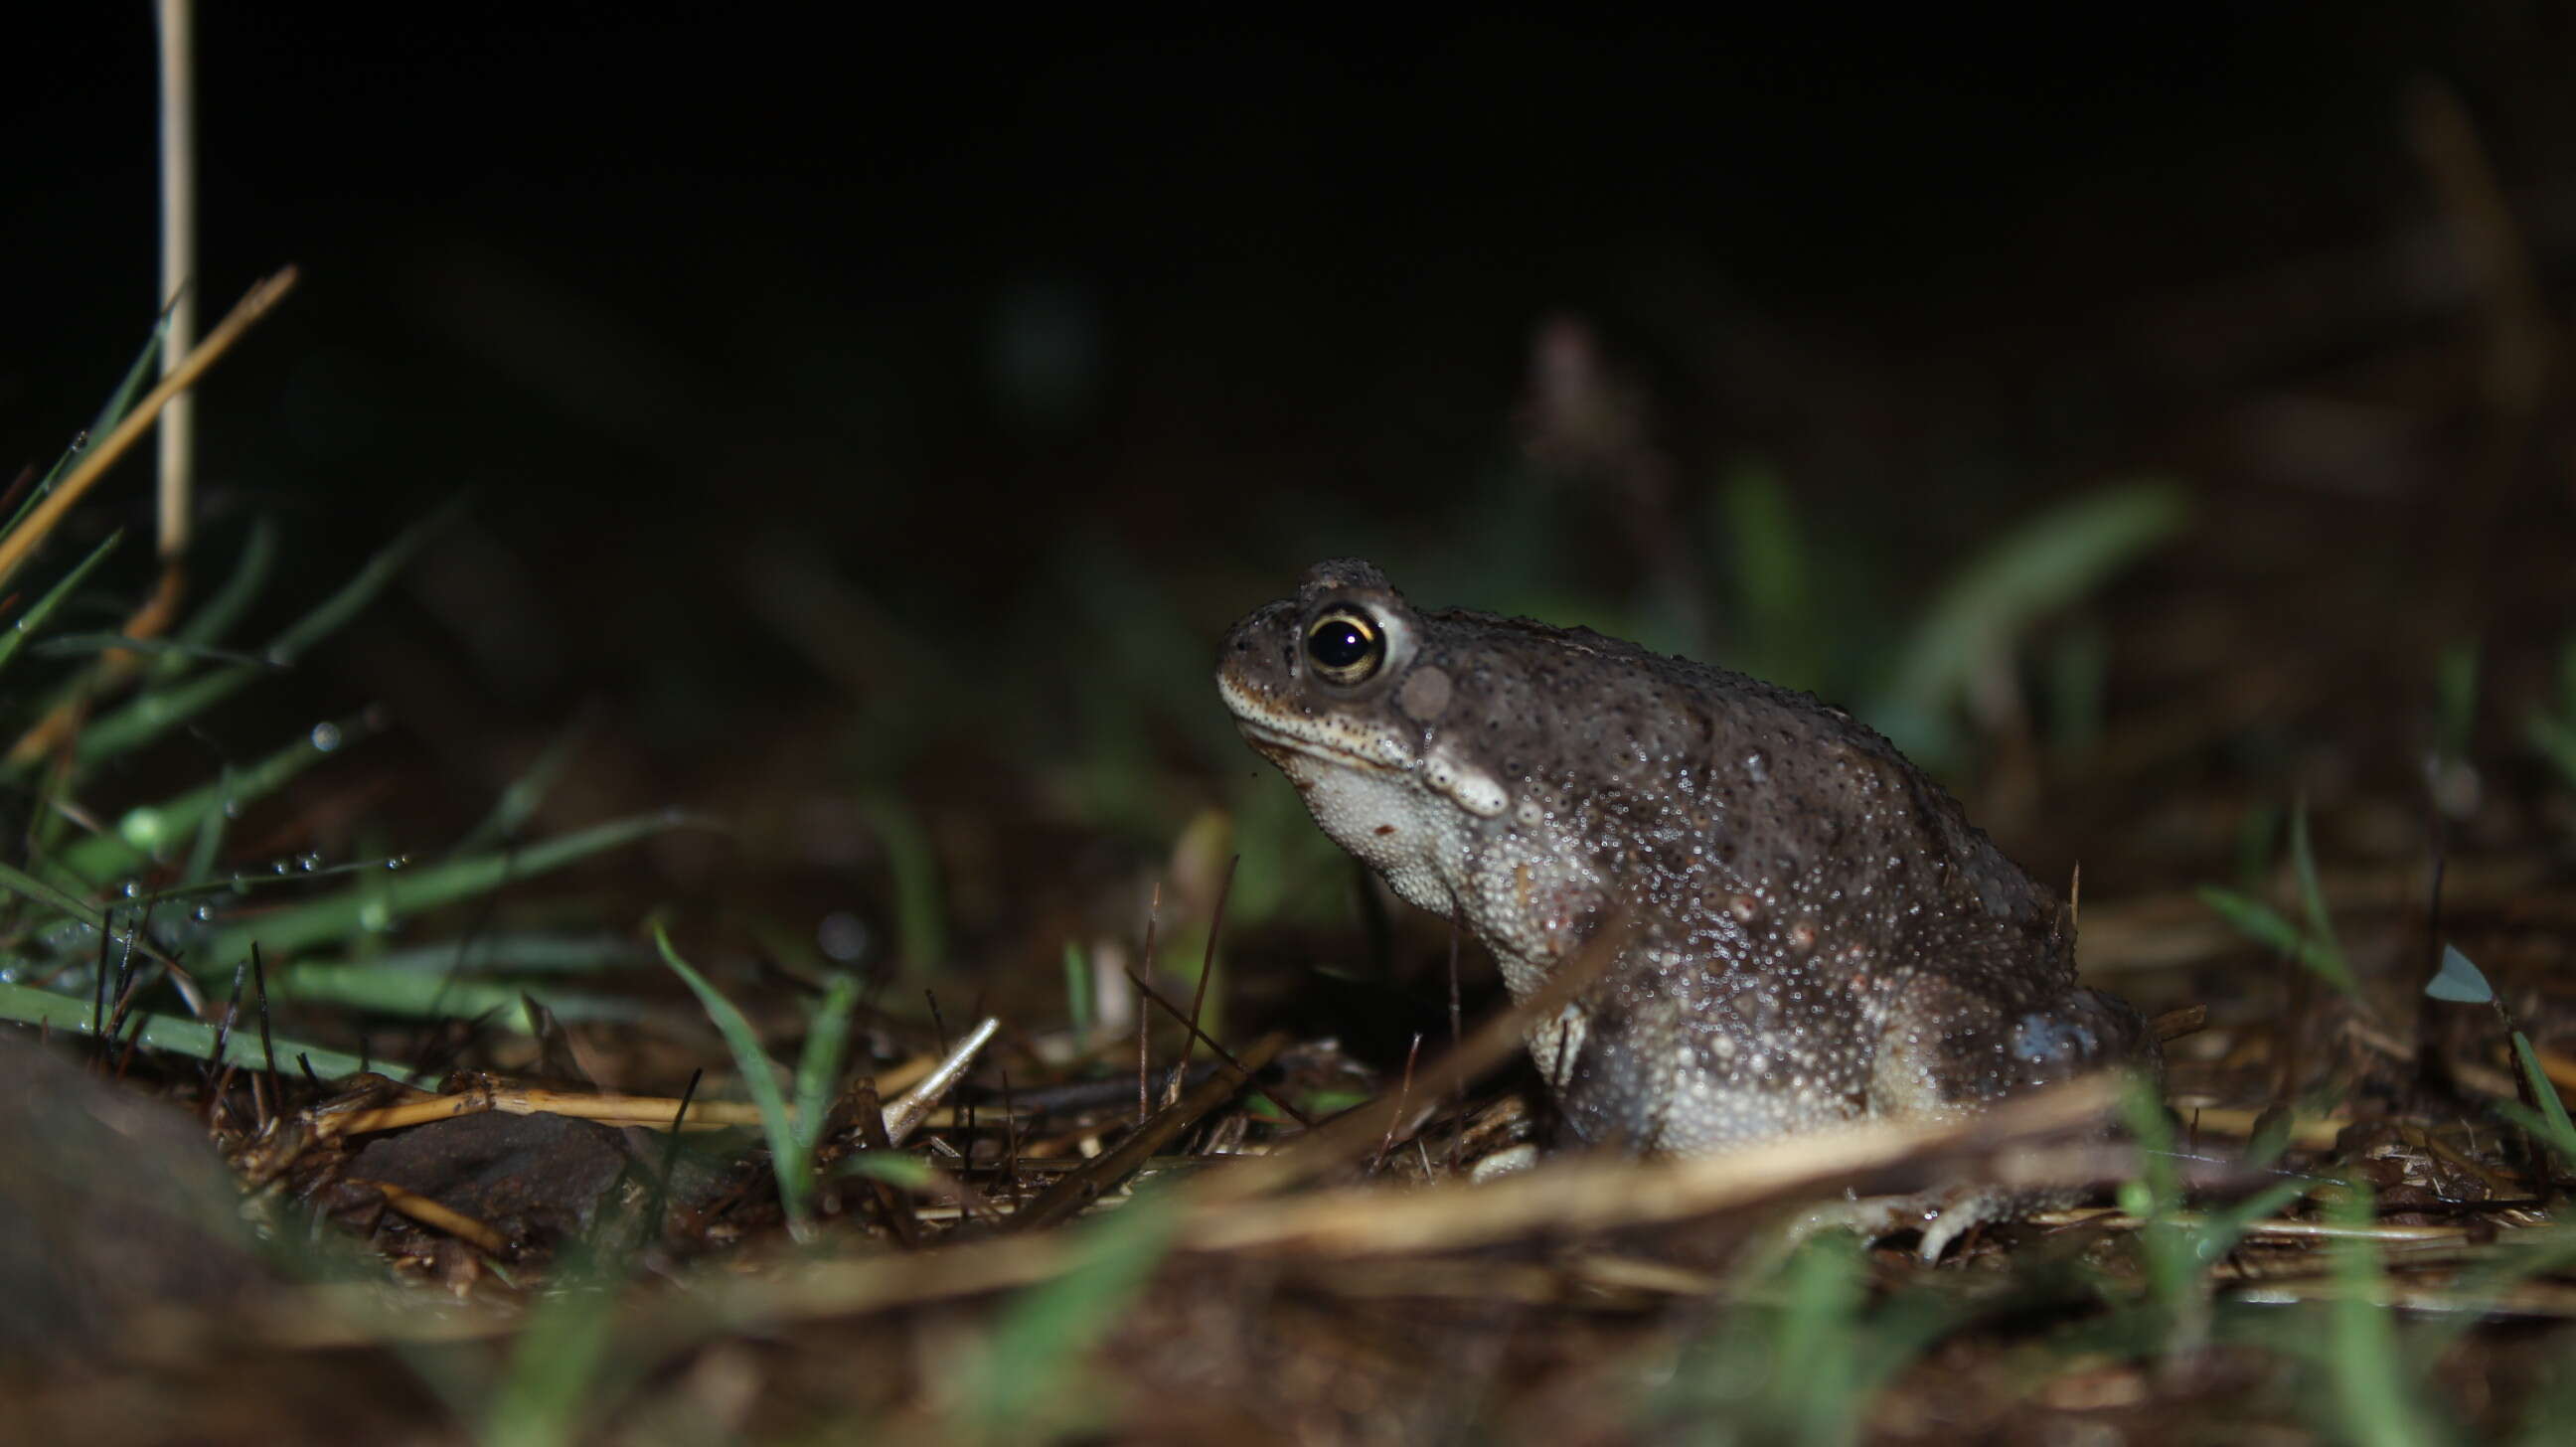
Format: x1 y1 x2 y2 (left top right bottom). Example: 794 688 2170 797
1219 560 2155 1187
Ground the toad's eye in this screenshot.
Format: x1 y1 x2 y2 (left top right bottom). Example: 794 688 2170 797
1303 607 1384 685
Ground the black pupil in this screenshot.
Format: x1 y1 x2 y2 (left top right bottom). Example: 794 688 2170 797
1308 616 1374 671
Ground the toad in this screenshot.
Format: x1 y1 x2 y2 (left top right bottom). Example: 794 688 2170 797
1217 560 2158 1257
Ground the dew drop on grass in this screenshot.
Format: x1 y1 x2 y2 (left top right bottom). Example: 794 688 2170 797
384 855 410 872
118 807 165 852
817 910 871 963
309 721 344 752
295 853 324 873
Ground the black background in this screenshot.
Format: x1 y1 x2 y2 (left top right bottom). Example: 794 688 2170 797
4 7 2565 862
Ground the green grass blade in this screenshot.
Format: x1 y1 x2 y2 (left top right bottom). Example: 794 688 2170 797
205 811 705 964
793 973 859 1146
171 516 278 654
69 510 449 768
2326 1186 2438 1447
1774 1234 1866 1441
185 765 231 884
1846 1286 1979 1426
653 923 808 1229
66 646 273 770
2195 885 2356 992
2288 803 2359 999
62 714 378 882
482 1272 619 1447
863 797 946 976
32 633 267 664
836 1152 935 1189
293 934 643 976
2509 1033 2576 1162
1653 1230 1971 1440
0 855 116 934
455 713 591 855
87 660 282 756
1718 463 1818 693
2233 800 2282 892
17 314 167 527
0 979 398 1081
270 504 459 660
963 1187 1181 1441
2195 1180 2317 1258
0 530 122 677
2114 1074 2199 1340
272 963 643 1026
80 312 172 450
1873 480 2189 747
1063 940 1094 1048
2423 1230 2576 1362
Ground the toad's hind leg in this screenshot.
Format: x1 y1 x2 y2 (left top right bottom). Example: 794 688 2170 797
1844 974 2158 1259
1871 973 2158 1117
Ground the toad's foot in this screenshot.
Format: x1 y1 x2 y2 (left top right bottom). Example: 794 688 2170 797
1781 1186 2075 1264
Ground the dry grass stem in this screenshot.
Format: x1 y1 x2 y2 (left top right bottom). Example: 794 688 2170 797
883 1015 1002 1145
1180 1074 2126 1257
4 267 299 766
347 1178 509 1253
0 268 296 590
310 1016 1002 1141
1014 1030 1289 1231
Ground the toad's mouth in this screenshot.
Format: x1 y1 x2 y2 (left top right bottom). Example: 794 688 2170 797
1228 714 1399 774
1216 668 1409 774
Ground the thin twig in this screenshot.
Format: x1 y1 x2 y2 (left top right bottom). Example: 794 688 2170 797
1135 882 1160 1127
1013 1030 1289 1233
1173 855 1236 1097
251 942 281 1111
1121 964 1315 1130
1373 1034 1423 1175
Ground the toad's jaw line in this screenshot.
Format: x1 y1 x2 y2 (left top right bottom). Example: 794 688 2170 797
1216 670 1417 777
1228 715 1409 777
